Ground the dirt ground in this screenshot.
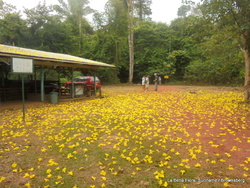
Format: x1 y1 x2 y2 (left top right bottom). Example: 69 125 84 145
0 84 244 109
0 84 249 187
1 84 249 165
103 84 250 172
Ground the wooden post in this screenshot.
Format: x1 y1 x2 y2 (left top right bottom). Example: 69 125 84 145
0 66 3 106
57 70 61 95
21 74 26 122
1 65 4 87
34 66 37 94
94 71 96 96
40 66 45 102
71 69 75 98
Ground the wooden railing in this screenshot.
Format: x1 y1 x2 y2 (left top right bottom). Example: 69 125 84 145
0 87 29 101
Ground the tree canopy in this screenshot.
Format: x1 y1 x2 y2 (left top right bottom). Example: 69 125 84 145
0 0 249 100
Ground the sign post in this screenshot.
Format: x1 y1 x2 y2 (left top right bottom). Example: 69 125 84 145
11 57 34 122
21 74 25 122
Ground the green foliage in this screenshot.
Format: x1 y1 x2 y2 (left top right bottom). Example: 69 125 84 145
0 13 27 46
185 58 244 85
58 71 82 83
181 1 247 86
84 0 130 83
167 50 191 80
23 2 54 49
0 0 16 18
195 0 250 91
177 5 191 17
37 15 78 53
134 0 152 21
0 0 248 86
133 21 173 81
96 67 120 84
50 0 94 54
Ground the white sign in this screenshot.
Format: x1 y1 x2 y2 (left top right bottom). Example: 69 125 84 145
75 85 84 95
12 57 33 74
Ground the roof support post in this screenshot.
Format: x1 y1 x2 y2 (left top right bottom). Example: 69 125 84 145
57 70 61 95
40 66 45 102
34 66 37 94
71 68 75 98
0 65 4 87
94 70 96 96
0 66 2 106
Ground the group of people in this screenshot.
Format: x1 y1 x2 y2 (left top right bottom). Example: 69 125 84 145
142 73 161 91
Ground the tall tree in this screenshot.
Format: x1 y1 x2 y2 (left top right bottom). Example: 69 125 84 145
91 0 128 66
0 13 26 46
24 2 53 48
94 0 152 83
54 0 93 53
38 15 78 53
126 0 152 83
126 0 135 83
177 5 191 18
0 1 25 46
134 0 152 21
193 0 250 101
0 0 16 18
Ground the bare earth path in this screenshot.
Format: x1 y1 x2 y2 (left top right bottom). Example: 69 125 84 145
0 84 249 188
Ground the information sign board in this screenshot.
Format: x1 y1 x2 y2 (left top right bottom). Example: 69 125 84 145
11 57 33 74
11 57 34 122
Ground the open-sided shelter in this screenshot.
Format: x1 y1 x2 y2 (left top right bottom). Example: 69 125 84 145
0 44 115 102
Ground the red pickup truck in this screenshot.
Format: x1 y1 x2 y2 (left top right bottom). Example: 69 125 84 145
65 76 102 90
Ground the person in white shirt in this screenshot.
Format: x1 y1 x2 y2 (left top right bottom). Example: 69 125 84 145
142 76 146 91
158 75 162 85
145 75 150 91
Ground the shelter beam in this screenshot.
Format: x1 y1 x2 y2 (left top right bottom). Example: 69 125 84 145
34 60 100 70
0 58 10 65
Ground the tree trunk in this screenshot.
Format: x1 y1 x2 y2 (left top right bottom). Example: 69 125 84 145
127 0 134 84
79 15 82 53
243 48 250 101
128 26 134 83
242 30 250 102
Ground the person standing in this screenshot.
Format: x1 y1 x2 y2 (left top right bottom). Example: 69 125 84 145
158 75 162 85
142 76 146 91
145 75 150 91
153 73 158 91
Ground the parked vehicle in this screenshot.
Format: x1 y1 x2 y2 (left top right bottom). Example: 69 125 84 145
65 76 101 91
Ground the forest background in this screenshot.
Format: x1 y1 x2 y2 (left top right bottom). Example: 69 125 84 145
0 0 248 86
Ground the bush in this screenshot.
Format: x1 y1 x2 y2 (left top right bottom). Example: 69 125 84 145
96 67 120 84
184 59 244 85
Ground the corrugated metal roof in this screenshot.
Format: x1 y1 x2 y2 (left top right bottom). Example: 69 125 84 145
0 44 115 68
